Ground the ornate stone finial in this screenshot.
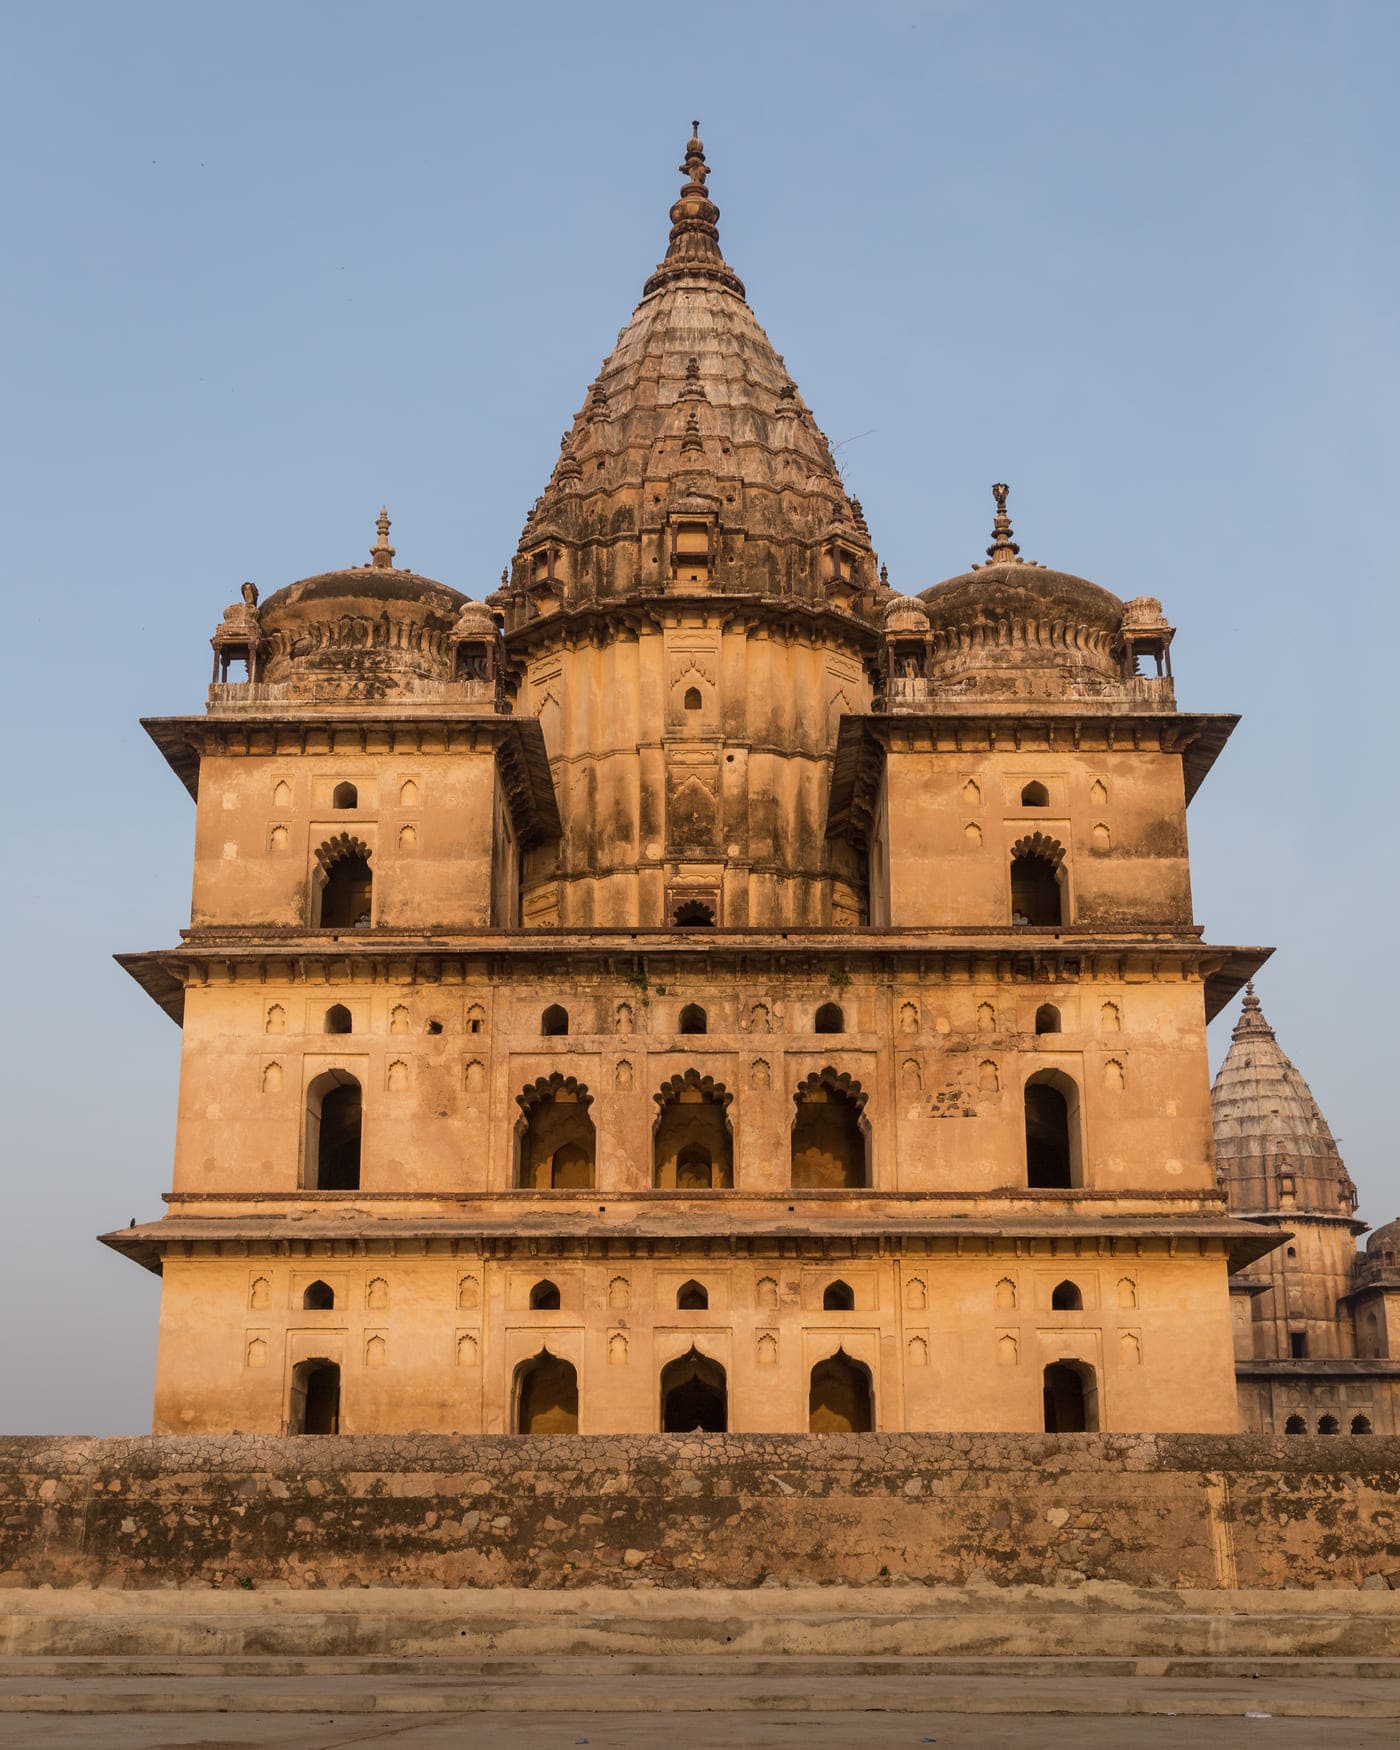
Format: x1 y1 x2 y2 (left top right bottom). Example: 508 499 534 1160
851 498 869 537
985 482 1023 565
680 406 704 454
1233 980 1275 1040
643 125 746 299
880 562 890 588
370 507 397 570
678 354 709 403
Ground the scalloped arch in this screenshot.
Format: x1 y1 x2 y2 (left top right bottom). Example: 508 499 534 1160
515 1071 594 1114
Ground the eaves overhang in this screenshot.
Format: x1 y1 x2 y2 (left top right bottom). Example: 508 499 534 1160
112 930 1272 1026
100 1207 1276 1276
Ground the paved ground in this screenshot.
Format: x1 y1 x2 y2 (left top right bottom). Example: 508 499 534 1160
0 1711 1396 1748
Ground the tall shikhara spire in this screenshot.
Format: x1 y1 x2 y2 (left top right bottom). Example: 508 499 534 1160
499 127 876 620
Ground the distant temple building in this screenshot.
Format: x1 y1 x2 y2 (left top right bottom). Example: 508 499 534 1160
105 131 1395 1437
1214 987 1400 1432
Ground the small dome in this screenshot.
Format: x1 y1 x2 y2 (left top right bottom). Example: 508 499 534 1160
917 488 1126 701
257 511 466 697
451 599 497 637
1366 1217 1400 1256
882 595 929 634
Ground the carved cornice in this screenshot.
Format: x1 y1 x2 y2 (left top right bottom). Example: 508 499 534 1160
115 935 1271 1028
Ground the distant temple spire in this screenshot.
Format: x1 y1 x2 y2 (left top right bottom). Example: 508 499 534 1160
370 507 396 570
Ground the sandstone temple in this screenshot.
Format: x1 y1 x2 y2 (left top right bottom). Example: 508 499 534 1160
107 130 1399 1439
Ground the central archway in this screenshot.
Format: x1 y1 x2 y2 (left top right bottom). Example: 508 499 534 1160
660 1347 727 1431
1043 1359 1099 1432
809 1349 873 1432
289 1358 341 1435
514 1349 579 1433
791 1069 869 1188
304 1070 362 1191
653 1070 733 1188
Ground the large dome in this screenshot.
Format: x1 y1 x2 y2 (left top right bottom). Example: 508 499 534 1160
257 510 467 697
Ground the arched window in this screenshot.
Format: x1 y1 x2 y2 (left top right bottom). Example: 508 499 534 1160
514 1349 578 1434
661 1347 727 1432
317 845 373 928
541 1004 569 1036
1042 1360 1098 1432
289 1359 340 1435
332 782 358 810
683 687 703 711
1050 1280 1083 1311
1284 1413 1307 1434
1011 853 1063 926
809 1349 873 1433
529 1279 561 1311
678 1003 707 1035
653 1070 733 1188
673 899 716 928
1351 1414 1373 1435
814 1002 845 1035
302 1280 335 1310
515 1075 596 1188
1286 1246 1298 1260
304 1070 362 1191
823 1280 855 1311
1020 781 1049 807
676 1279 709 1310
1034 1003 1061 1035
791 1071 869 1189
1024 1071 1082 1189
324 1004 353 1035
1317 1414 1340 1435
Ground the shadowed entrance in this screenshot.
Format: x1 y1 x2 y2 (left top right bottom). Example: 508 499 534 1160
661 1347 727 1431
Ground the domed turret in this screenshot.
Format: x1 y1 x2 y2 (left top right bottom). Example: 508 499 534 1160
916 486 1167 708
254 510 467 702
1365 1218 1400 1266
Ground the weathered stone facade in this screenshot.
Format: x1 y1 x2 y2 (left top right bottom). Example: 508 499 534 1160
1215 988 1400 1432
5 1434 1400 1592
108 131 1283 1439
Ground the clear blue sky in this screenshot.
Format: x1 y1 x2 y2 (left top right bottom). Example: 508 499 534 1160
1 1 1395 1432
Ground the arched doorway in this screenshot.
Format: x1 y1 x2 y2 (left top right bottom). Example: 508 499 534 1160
661 1348 727 1431
515 1349 579 1433
1010 834 1066 926
289 1359 341 1434
809 1349 873 1432
515 1075 596 1188
305 1070 362 1190
316 838 373 928
791 1071 869 1188
1043 1360 1099 1432
653 1071 733 1188
1024 1072 1082 1189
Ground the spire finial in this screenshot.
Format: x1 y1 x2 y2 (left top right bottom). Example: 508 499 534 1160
1232 979 1274 1039
985 482 1022 565
643 125 746 299
681 406 704 454
370 506 396 570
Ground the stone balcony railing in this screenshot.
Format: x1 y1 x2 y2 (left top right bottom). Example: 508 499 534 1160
880 673 1176 713
207 678 498 713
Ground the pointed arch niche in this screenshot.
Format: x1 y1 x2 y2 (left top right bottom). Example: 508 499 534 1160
652 1069 734 1188
515 1074 596 1189
313 833 374 929
791 1068 870 1188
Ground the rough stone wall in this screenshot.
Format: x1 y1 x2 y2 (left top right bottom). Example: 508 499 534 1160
5 1434 1398 1593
